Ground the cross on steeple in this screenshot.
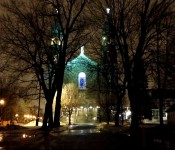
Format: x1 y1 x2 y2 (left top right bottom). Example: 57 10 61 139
80 46 84 55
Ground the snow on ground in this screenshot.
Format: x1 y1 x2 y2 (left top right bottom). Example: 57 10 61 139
23 121 42 126
22 121 67 127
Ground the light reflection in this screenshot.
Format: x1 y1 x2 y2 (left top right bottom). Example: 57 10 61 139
22 134 28 138
0 134 3 142
66 129 101 134
22 133 33 139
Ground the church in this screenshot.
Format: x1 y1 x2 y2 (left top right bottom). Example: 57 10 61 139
51 8 131 125
49 8 135 125
58 46 100 124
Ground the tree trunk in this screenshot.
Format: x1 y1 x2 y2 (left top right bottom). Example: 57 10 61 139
68 108 71 125
115 97 122 126
41 89 55 130
114 111 120 126
159 97 164 126
42 100 53 129
128 87 144 149
53 52 65 127
53 94 61 127
106 102 110 125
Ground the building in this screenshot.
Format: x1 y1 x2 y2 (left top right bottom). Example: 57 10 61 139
60 46 99 124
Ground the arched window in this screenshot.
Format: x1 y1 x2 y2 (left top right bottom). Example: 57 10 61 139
78 72 86 89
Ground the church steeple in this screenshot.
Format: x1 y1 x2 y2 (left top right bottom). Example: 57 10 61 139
101 8 116 65
51 10 63 46
49 10 63 63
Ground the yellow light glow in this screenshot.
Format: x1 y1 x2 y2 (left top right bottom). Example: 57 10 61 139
0 99 5 105
22 134 28 138
0 134 3 142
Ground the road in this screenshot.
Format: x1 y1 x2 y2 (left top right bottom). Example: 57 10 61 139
0 123 131 150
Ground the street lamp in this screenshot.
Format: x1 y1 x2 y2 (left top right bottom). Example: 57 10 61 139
36 84 41 126
0 99 5 125
0 99 5 105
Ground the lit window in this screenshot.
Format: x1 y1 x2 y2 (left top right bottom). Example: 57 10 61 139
78 72 86 89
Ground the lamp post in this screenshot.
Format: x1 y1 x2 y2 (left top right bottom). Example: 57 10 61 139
36 84 41 126
0 99 5 125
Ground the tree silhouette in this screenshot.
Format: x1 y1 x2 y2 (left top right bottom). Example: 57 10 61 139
0 0 91 129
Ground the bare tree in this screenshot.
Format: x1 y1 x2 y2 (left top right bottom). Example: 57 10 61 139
0 0 91 129
150 12 175 126
89 0 175 148
61 83 79 125
111 0 175 148
87 1 127 126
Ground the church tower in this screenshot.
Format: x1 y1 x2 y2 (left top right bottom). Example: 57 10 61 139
101 8 117 93
50 11 63 58
101 8 116 66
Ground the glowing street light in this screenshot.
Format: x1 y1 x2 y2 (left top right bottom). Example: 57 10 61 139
0 99 5 124
0 99 5 105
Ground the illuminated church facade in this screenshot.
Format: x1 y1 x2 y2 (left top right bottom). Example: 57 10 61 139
60 46 100 123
